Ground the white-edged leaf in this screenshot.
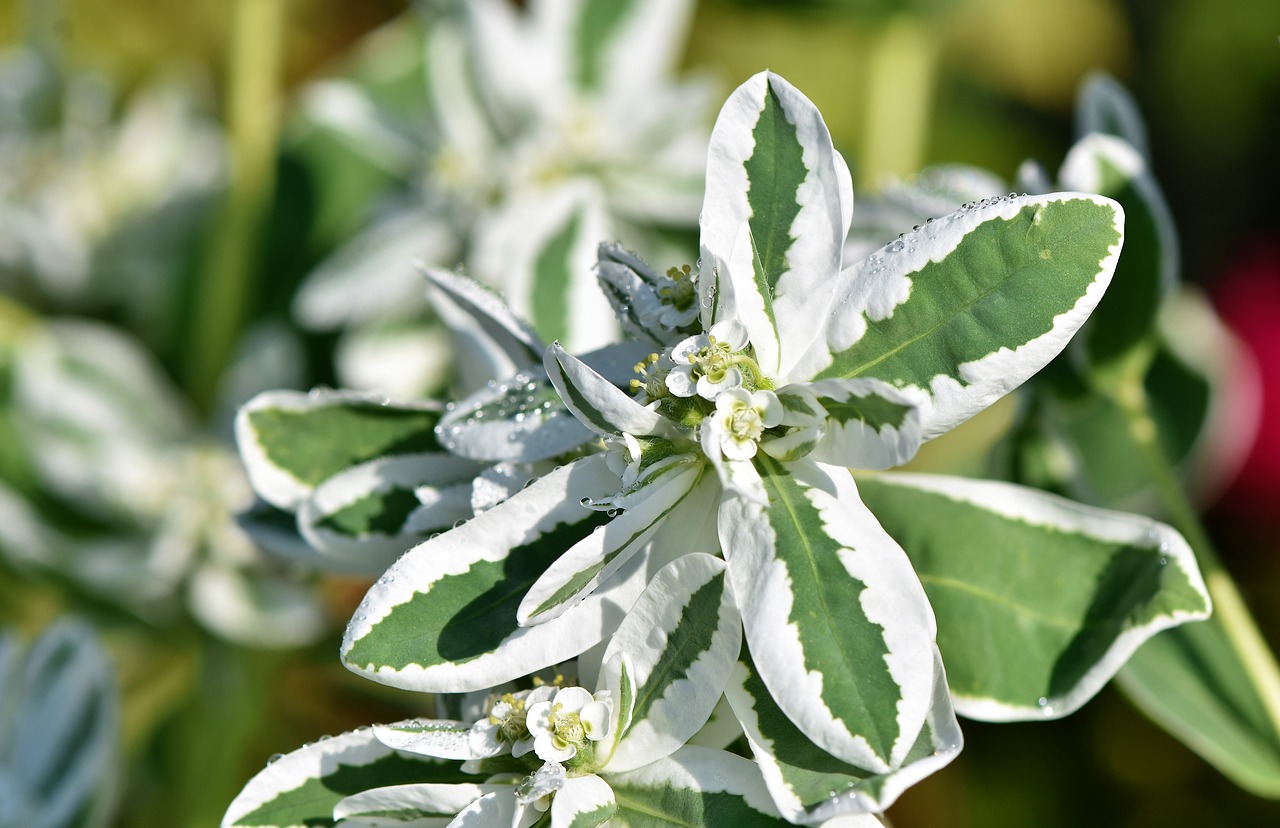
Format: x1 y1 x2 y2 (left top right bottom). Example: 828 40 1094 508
235 390 446 511
726 646 961 823
720 458 936 772
856 472 1210 721
341 456 648 693
334 782 497 826
602 553 742 772
605 745 791 826
371 720 474 761
222 729 466 828
550 774 615 828
801 378 925 469
421 265 544 379
296 454 481 575
544 343 674 439
794 192 1125 440
1075 71 1149 157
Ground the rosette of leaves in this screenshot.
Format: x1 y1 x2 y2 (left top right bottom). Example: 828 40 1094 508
291 0 713 394
0 620 119 828
318 72 1213 821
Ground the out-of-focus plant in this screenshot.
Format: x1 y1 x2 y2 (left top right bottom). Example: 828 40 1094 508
289 0 713 397
0 619 119 828
224 71 1219 826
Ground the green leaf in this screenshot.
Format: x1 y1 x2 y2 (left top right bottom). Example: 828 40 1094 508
334 782 500 824
856 473 1210 720
725 647 960 821
1118 620 1280 798
720 458 936 771
545 344 675 439
801 377 924 469
341 457 647 693
221 729 467 828
236 390 445 511
574 0 639 91
796 193 1124 440
1075 72 1149 158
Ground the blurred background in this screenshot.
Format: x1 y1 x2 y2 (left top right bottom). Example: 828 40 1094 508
0 0 1277 826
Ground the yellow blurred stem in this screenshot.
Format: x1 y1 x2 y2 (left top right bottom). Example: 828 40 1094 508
861 15 938 187
187 0 284 415
1114 374 1280 744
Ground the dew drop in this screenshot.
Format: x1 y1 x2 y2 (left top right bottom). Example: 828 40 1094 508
267 753 285 764
1037 696 1049 707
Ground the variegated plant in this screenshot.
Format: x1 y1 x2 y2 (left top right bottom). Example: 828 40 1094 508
228 72 1216 824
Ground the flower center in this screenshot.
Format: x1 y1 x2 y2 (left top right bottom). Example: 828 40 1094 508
629 353 668 400
658 264 697 313
488 693 531 744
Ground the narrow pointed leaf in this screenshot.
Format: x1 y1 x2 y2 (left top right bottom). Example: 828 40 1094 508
801 378 925 470
856 473 1210 720
296 454 482 575
341 457 648 693
222 729 467 828
545 344 674 438
720 459 936 772
372 719 474 761
518 463 705 627
236 390 446 511
725 646 961 822
795 193 1124 439
602 553 742 772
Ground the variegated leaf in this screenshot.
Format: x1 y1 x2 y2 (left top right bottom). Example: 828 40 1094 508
372 719 474 761
1058 134 1177 368
334 782 498 826
605 746 794 827
856 473 1210 720
572 0 691 99
601 553 743 772
794 193 1124 440
544 343 675 439
700 71 847 379
800 378 925 470
725 647 960 823
341 457 647 693
1075 72 1149 158
222 729 467 828
518 462 707 627
297 454 482 575
551 774 616 828
236 390 446 511
720 458 936 772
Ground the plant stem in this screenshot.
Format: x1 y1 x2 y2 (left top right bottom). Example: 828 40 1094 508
187 0 284 415
1113 373 1280 742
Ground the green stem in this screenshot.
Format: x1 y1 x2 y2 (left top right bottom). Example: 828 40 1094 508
1112 374 1280 743
187 0 284 415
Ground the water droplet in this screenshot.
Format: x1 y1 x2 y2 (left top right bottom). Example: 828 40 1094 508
1159 557 1168 566
606 508 619 518
267 753 285 764
1037 696 1049 707
580 497 594 507
453 518 467 528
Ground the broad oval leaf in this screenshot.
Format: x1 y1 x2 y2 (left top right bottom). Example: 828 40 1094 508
236 390 446 511
856 473 1210 721
720 459 936 772
794 192 1125 441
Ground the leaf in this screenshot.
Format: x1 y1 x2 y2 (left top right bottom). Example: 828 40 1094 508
725 646 960 822
602 553 742 772
222 729 466 828
794 193 1125 440
605 746 794 827
1117 619 1280 798
551 774 616 828
1075 72 1149 158
333 782 499 825
544 344 674 439
801 378 925 470
699 71 847 379
296 454 481 575
341 457 648 693
371 720 474 761
573 0 692 99
719 459 936 772
236 390 446 511
1058 134 1178 368
856 473 1210 720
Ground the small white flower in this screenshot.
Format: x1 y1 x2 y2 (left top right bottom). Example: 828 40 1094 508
525 686 613 765
665 320 750 400
604 433 644 487
467 685 555 759
708 388 784 461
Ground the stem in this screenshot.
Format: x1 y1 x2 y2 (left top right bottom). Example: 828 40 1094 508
187 0 284 415
1113 374 1280 742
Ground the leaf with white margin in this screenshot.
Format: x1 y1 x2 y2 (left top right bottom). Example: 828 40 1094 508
725 646 960 824
518 462 707 627
342 456 648 693
221 729 467 828
800 378 925 470
856 472 1210 721
296 454 481 575
370 720 474 761
1075 71 1149 158
334 782 500 826
237 390 447 511
447 790 528 828
601 553 742 772
1058 134 1178 368
421 266 544 379
605 745 793 826
794 192 1124 440
572 0 691 98
720 458 936 772
544 343 675 439
551 774 616 828
1 620 119 828
438 341 654 464
699 71 848 381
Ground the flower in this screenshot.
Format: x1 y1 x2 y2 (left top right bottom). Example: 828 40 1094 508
665 320 752 400
707 387 783 461
525 685 612 764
